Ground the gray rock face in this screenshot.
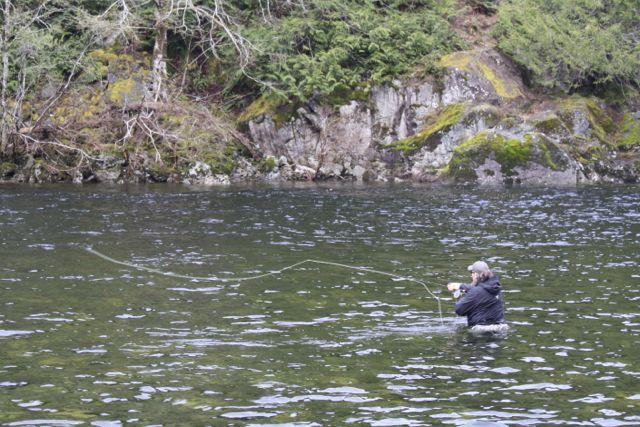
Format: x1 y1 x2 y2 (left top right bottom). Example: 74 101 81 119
242 48 635 185
371 81 440 145
246 73 474 181
410 114 492 180
441 69 496 106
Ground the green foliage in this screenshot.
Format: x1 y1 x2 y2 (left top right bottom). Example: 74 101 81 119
495 0 640 92
242 0 462 102
258 156 278 173
4 2 93 98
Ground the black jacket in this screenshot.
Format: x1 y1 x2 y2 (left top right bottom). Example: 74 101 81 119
455 275 506 327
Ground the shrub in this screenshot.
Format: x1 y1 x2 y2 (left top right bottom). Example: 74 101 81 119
494 0 640 92
241 0 462 102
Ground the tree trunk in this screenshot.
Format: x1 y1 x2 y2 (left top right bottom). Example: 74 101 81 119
152 0 168 102
1 0 11 155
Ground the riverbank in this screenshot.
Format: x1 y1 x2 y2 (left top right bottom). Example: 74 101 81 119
1 1 638 187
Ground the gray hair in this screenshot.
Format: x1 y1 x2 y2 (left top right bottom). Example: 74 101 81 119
478 270 494 282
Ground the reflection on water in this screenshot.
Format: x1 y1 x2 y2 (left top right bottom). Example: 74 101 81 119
1 183 639 425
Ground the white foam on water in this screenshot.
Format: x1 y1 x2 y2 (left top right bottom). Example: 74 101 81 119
0 330 34 337
502 383 572 391
167 286 223 293
370 418 422 426
569 394 615 404
247 423 321 427
320 387 368 394
1 381 27 387
242 328 281 334
5 421 83 426
17 400 43 408
73 348 107 354
221 411 279 419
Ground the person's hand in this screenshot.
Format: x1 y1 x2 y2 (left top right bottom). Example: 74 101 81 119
447 282 461 292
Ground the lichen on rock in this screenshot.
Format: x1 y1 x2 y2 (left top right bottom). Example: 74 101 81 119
439 50 524 101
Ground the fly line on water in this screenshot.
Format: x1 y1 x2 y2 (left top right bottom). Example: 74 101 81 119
85 247 444 324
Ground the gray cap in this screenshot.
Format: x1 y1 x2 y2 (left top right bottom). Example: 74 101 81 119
467 261 490 274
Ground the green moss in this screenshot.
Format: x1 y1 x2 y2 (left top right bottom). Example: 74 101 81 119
533 115 567 135
88 49 119 65
237 94 297 128
617 114 640 151
0 162 17 177
559 96 615 144
446 132 534 180
390 103 467 155
107 78 137 105
534 134 569 171
495 136 533 173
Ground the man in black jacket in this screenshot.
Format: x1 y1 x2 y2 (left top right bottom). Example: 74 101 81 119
447 261 508 333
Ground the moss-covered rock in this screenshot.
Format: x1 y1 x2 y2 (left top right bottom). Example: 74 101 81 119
237 94 298 128
558 96 616 144
106 78 145 106
462 104 502 128
531 114 569 137
446 132 531 179
389 103 467 154
445 131 572 184
617 114 640 151
439 50 523 100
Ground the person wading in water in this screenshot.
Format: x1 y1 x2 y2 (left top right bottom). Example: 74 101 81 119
447 261 508 333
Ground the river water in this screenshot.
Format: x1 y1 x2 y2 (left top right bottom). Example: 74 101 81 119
0 184 639 426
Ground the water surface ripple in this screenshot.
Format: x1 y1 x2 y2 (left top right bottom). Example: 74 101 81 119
1 184 639 426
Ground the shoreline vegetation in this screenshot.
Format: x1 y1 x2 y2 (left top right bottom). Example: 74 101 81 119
0 0 638 186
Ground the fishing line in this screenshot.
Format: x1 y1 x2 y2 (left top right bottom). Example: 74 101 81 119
85 247 444 324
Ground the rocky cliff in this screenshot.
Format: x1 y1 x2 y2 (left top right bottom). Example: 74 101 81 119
2 46 638 186
239 48 640 186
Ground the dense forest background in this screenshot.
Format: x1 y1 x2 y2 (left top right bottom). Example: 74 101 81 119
0 0 638 182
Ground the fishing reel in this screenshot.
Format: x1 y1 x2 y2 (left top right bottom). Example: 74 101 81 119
448 282 465 299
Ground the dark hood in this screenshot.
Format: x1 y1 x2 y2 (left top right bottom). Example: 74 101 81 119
479 275 501 295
